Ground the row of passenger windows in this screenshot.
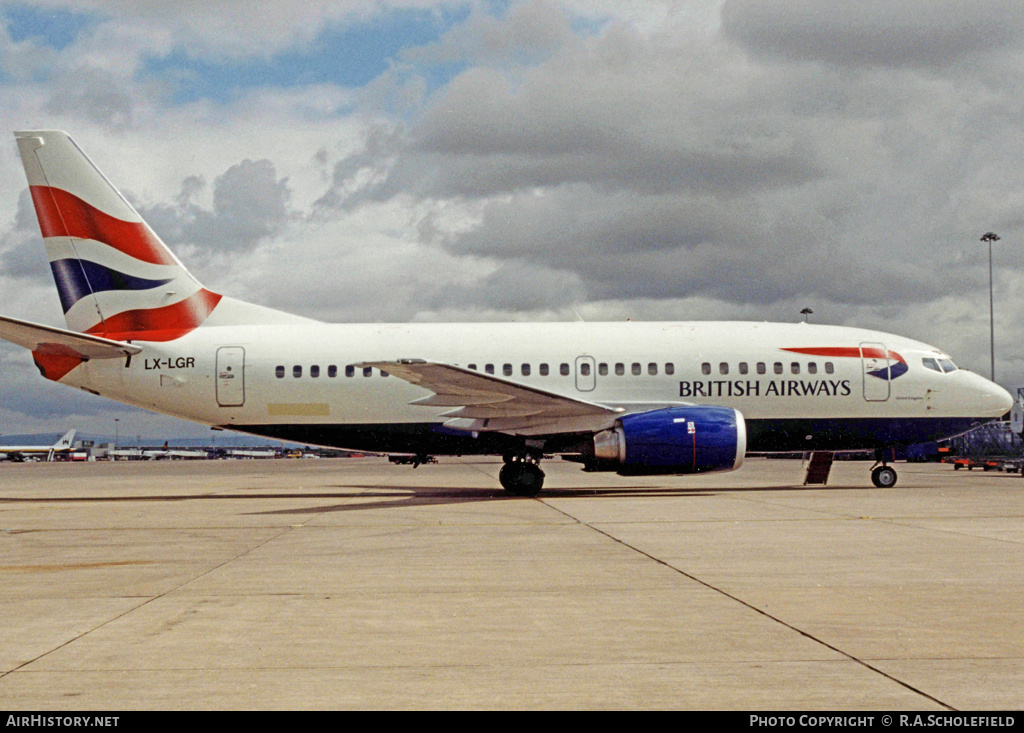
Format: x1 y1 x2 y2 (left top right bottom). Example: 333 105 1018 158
702 361 836 376
274 362 679 379
476 362 677 377
275 365 389 379
276 358 957 380
274 360 843 379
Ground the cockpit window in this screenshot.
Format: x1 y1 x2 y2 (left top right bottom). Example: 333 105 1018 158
923 357 958 373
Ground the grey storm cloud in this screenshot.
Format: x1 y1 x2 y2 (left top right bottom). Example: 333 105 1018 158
301 7 1000 318
721 0 1024 68
435 181 959 309
412 258 587 313
43 66 137 128
404 60 823 198
141 158 291 253
0 189 50 283
403 0 574 66
317 39 824 210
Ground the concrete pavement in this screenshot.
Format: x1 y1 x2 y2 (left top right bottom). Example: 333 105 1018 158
0 456 1021 709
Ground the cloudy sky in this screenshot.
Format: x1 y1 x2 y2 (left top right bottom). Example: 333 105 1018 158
1 0 1024 440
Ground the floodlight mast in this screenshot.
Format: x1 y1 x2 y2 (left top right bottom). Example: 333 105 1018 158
981 232 1000 382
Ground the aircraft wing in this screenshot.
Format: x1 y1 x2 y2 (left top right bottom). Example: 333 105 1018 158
0 315 141 360
358 359 624 436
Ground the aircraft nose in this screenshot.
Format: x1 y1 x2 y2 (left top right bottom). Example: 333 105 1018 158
985 383 1014 415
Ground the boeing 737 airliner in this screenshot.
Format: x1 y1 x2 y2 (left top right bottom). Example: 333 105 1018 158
0 131 1012 494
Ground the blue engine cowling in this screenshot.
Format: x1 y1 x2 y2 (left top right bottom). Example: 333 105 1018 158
591 406 746 475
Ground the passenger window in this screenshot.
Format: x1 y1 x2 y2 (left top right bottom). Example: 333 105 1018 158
503 364 513 376
580 362 591 376
616 363 625 376
631 363 641 376
380 371 389 377
328 365 337 378
757 362 766 375
310 365 320 378
485 364 495 374
791 362 800 374
345 365 355 377
293 365 302 378
665 363 674 375
599 363 608 376
468 363 477 371
719 362 728 375
825 362 834 374
648 363 657 375
275 366 285 378
560 363 570 376
807 362 817 375
739 362 748 375
702 362 711 375
362 367 372 377
539 363 549 376
774 362 783 375
521 364 531 376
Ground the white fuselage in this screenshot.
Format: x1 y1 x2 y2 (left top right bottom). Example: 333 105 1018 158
58 320 1010 454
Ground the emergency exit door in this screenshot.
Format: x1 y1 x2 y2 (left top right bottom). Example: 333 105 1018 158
575 355 596 392
216 346 245 407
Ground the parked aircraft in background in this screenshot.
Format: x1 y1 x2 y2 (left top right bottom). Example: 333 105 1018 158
0 429 76 461
0 131 1012 494
105 446 209 460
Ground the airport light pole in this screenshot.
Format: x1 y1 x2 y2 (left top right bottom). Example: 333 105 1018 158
981 232 1000 382
800 307 813 323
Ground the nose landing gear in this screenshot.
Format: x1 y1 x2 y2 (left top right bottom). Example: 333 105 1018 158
870 448 898 488
870 464 898 488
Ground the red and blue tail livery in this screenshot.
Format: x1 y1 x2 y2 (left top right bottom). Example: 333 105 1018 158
16 132 221 341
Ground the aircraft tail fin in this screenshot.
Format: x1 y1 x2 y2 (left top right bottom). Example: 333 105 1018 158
15 130 221 340
14 131 306 341
53 429 76 450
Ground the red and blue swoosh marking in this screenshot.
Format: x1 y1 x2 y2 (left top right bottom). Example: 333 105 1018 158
782 346 908 380
28 184 221 343
83 288 222 342
29 185 176 265
49 258 174 313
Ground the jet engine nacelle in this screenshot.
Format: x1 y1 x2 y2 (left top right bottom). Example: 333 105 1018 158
591 405 746 475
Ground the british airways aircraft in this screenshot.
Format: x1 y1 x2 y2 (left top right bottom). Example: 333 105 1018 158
0 131 1012 494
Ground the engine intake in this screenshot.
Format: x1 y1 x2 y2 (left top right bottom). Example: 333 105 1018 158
591 405 746 475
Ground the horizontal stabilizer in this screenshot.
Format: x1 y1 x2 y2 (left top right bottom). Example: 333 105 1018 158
0 314 140 382
0 314 141 359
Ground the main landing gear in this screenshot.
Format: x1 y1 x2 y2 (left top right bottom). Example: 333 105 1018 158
870 448 898 488
499 454 545 497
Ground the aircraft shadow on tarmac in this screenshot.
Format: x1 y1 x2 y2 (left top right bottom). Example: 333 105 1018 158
0 482 878 518
243 482 879 516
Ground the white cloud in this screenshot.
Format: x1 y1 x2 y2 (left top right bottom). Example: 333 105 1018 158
3 0 1024 437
